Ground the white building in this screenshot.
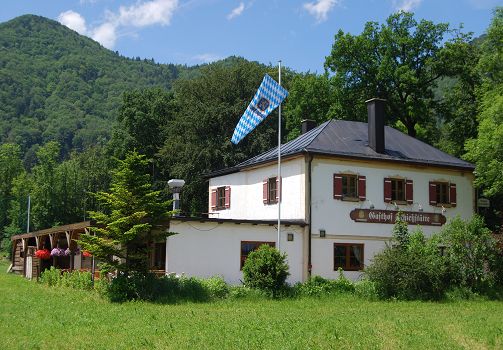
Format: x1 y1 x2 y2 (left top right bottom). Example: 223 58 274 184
166 99 475 284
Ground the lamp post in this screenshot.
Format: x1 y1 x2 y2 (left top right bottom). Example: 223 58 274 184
167 179 185 215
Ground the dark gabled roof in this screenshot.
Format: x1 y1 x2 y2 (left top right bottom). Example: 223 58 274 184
210 119 474 177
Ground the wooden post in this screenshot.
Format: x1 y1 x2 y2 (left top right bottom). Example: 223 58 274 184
66 231 74 271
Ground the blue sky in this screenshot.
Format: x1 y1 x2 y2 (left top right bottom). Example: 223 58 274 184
1 0 500 72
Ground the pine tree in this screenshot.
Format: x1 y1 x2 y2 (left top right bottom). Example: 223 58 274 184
78 151 173 274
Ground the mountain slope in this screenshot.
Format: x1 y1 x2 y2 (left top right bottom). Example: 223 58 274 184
0 14 186 157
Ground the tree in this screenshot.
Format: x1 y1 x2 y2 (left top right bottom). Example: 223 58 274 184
158 59 290 215
30 141 61 230
78 151 173 274
324 12 472 138
0 143 24 244
284 73 334 140
392 211 410 248
465 7 503 231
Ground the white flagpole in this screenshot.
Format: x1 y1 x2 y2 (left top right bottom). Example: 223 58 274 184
277 61 282 251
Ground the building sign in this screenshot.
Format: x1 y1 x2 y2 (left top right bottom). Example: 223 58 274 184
350 209 446 226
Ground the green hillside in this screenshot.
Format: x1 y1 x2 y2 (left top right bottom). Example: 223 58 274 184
0 14 188 158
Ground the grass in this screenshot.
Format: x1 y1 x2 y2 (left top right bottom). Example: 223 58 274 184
1 258 502 349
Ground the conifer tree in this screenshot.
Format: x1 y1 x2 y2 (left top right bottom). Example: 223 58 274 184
78 151 173 274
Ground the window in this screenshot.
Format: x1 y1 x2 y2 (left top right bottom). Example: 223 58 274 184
391 179 405 202
342 174 357 199
263 177 280 204
240 241 275 269
334 243 364 271
211 186 231 210
268 177 277 203
334 174 366 201
436 182 449 204
217 187 226 208
429 181 456 207
384 178 413 204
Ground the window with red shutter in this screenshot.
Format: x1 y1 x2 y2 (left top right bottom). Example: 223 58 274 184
263 179 268 204
449 183 457 207
405 179 413 204
263 177 279 205
333 175 343 200
429 182 437 205
224 186 231 209
384 178 392 203
211 189 217 210
358 176 366 201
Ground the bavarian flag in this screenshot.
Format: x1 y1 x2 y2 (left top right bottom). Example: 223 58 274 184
231 74 288 144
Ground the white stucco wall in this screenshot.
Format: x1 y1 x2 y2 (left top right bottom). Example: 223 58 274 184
311 157 474 238
166 220 306 284
208 157 306 221
309 157 474 280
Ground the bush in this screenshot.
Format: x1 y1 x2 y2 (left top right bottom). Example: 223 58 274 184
354 280 379 300
40 267 93 290
202 276 230 299
242 245 289 296
105 272 232 303
295 270 355 297
440 216 500 292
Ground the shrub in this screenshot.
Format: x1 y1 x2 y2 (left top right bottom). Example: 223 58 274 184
40 267 93 290
202 276 230 299
242 245 289 296
40 267 61 286
295 271 355 297
366 225 451 300
105 272 232 303
354 280 379 300
440 215 500 292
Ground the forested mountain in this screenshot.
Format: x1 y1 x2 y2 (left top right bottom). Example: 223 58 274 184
0 14 190 161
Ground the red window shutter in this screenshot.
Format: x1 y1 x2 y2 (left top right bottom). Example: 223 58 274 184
429 182 437 205
276 177 282 202
224 186 231 209
358 176 366 201
405 179 413 204
334 175 342 200
384 178 392 203
263 179 268 204
450 183 457 207
211 189 217 210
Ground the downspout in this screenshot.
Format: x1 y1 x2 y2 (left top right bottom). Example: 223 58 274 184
307 152 313 278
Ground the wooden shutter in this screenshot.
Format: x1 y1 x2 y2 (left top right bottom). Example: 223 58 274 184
358 176 366 201
429 182 437 205
211 189 217 210
263 179 268 204
384 178 392 203
449 183 457 207
334 175 342 200
275 177 282 202
405 179 413 204
224 186 231 209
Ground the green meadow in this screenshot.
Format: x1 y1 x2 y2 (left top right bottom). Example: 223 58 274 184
0 260 502 350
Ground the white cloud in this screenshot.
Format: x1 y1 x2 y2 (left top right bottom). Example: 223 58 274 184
192 53 223 64
227 2 245 20
57 10 88 35
393 0 422 12
116 0 178 27
303 0 338 23
91 22 118 49
57 0 179 49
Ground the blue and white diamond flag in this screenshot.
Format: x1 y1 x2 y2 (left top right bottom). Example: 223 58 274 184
231 74 288 144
